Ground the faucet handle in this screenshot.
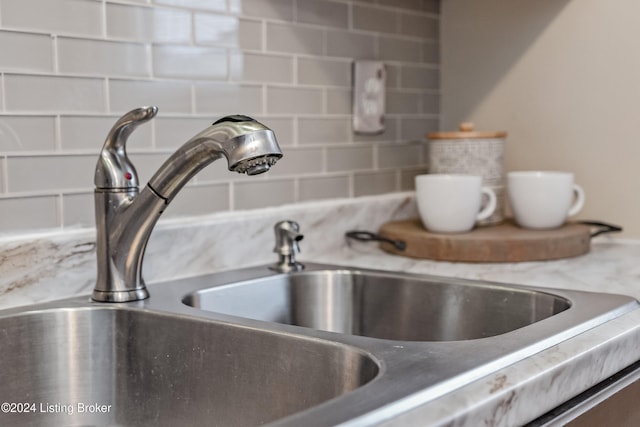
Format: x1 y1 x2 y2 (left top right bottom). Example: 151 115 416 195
95 106 158 190
270 220 305 273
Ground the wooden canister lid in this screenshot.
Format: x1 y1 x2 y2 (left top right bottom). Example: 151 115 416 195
427 122 507 140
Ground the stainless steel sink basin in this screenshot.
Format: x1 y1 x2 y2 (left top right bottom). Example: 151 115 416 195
0 304 377 427
1 263 637 426
183 268 571 341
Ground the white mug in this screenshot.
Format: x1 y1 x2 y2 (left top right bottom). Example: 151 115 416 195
507 171 585 229
415 174 497 233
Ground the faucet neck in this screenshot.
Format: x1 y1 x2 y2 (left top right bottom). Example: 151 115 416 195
93 186 166 302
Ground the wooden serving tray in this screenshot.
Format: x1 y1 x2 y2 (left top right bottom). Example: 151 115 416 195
378 218 592 263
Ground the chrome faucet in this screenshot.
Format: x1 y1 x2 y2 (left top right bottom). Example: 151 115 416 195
92 106 283 302
269 220 304 273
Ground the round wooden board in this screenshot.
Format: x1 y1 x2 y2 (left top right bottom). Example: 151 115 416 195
378 218 591 263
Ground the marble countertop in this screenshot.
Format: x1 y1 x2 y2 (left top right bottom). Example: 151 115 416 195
319 234 640 301
1 192 640 425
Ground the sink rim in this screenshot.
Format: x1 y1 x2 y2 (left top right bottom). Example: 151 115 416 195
2 263 638 427
174 263 637 345
152 263 638 425
0 300 383 427
181 267 575 342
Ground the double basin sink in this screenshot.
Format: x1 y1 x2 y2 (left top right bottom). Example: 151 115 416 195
1 263 637 426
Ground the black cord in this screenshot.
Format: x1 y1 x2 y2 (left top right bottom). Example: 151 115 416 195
578 221 623 238
345 231 406 251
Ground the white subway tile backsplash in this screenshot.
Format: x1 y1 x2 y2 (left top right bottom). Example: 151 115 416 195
153 0 226 11
60 115 152 151
0 159 5 192
163 183 230 218
326 89 351 114
61 192 93 227
4 75 106 113
354 171 397 196
299 175 349 201
233 0 295 21
230 52 293 83
236 19 263 51
296 0 349 29
400 117 437 142
153 45 227 80
297 57 351 87
266 87 323 114
385 65 401 88
194 13 238 46
326 145 374 172
1 0 102 37
422 93 440 114
265 147 324 176
57 38 150 77
378 142 423 168
325 30 376 59
0 116 56 151
6 154 95 193
377 0 435 12
400 64 439 89
379 36 424 63
386 90 421 114
0 195 59 232
352 4 398 34
399 13 439 40
234 178 295 210
154 116 213 149
109 79 192 114
0 0 440 233
194 14 262 50
106 4 191 43
298 117 350 144
194 82 263 115
0 31 53 73
354 119 398 142
266 22 324 55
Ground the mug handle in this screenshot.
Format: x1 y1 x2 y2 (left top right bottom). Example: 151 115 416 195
476 187 497 221
567 184 585 217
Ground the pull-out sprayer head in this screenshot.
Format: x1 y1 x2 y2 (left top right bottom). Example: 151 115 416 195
147 114 283 202
212 115 282 176
232 155 280 175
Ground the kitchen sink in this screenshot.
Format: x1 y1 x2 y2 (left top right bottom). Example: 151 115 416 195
0 305 377 427
183 268 572 341
1 263 637 427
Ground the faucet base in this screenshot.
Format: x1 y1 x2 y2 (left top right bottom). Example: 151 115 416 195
269 255 305 273
91 288 150 303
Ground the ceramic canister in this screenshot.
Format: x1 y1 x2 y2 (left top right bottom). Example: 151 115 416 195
427 122 507 225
